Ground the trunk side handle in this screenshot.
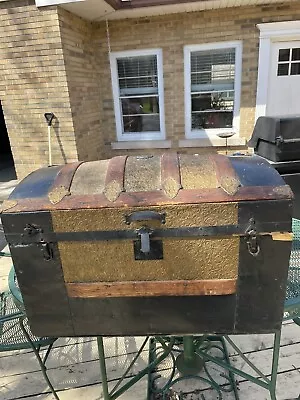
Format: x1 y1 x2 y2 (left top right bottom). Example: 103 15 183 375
125 211 166 225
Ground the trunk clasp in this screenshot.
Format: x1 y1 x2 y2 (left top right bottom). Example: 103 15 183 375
246 218 260 257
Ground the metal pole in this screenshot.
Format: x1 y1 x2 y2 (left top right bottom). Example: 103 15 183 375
48 125 52 166
183 336 195 364
97 336 110 400
176 336 204 375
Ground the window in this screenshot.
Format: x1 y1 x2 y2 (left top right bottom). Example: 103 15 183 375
277 48 300 76
184 42 242 138
110 49 165 141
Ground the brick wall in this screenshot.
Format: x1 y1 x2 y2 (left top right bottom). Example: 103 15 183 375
0 0 78 178
95 1 300 156
1 0 300 178
59 9 104 161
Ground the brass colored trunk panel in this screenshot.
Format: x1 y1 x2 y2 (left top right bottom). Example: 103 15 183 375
51 203 238 232
51 202 239 284
57 237 239 283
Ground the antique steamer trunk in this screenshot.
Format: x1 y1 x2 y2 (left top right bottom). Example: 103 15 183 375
1 153 293 337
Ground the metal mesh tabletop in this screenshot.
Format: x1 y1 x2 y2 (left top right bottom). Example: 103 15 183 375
0 291 56 351
286 218 300 302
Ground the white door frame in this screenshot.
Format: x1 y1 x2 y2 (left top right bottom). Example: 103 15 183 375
255 21 300 120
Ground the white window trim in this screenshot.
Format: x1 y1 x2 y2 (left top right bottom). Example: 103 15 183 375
256 21 300 120
110 48 165 142
184 41 243 139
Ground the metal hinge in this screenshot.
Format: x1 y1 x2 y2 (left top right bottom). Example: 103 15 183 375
245 218 260 257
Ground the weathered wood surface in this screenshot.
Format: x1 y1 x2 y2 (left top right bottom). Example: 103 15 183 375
6 185 294 213
66 279 237 298
1 253 300 400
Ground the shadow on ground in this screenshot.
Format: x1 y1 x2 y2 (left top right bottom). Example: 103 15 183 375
0 154 17 182
0 155 18 203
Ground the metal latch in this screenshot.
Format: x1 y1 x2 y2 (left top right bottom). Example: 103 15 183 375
133 226 163 260
40 242 54 261
245 218 260 257
136 227 153 254
125 210 165 260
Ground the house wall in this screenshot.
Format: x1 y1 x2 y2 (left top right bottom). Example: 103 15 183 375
1 1 300 178
58 9 104 161
0 0 79 178
95 1 300 157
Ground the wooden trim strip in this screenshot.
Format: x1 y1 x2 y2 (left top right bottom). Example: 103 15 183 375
48 162 83 204
271 232 293 241
161 152 182 199
213 154 240 196
66 279 237 298
6 185 293 213
103 155 128 202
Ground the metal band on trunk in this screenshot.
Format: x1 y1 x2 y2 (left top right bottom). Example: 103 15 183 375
6 221 292 245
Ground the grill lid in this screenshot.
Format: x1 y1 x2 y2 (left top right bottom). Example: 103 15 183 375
248 116 300 149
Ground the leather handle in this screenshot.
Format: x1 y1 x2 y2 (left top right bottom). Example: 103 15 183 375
125 211 166 225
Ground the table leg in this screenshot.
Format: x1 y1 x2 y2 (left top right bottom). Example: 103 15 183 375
270 330 281 400
97 336 110 400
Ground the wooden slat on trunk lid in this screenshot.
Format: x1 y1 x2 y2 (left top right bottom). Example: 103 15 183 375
161 152 182 199
48 162 83 204
213 154 241 196
6 185 293 213
103 156 127 202
71 160 109 195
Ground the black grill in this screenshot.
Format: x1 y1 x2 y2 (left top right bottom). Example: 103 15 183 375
249 116 300 218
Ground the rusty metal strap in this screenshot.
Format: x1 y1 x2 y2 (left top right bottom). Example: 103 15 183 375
6 221 291 245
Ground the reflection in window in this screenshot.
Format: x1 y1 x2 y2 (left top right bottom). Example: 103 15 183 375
291 63 300 75
279 48 290 62
292 48 300 61
278 63 289 76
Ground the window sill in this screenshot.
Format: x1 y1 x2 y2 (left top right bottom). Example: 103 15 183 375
111 140 172 150
179 136 246 148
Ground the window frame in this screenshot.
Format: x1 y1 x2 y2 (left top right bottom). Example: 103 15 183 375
110 48 165 142
184 41 243 139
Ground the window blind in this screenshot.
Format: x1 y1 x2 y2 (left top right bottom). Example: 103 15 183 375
117 55 158 95
191 48 235 92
